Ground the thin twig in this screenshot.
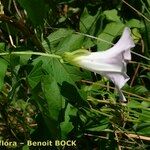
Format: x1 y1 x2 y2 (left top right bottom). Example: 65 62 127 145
131 51 150 61
75 31 115 45
129 61 150 68
125 133 150 141
130 63 140 87
112 127 150 142
84 133 109 140
87 97 127 106
0 14 46 52
84 131 150 141
112 124 122 150
122 0 150 22
13 0 22 18
141 39 145 53
6 23 16 48
81 80 150 102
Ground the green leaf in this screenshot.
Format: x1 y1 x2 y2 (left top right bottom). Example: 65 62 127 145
141 101 150 108
127 100 142 108
79 9 102 49
137 126 150 135
126 19 144 28
0 42 5 52
60 103 76 139
27 61 43 89
80 8 100 33
56 34 84 54
133 85 148 94
19 54 31 65
128 85 148 96
103 9 120 22
82 37 96 49
32 86 61 139
10 55 20 67
0 58 8 91
139 109 150 121
17 0 47 26
87 124 108 132
41 75 62 121
22 145 29 150
60 64 85 81
135 123 150 135
42 28 73 53
97 22 125 50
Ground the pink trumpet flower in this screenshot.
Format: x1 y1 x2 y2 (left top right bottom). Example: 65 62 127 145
64 27 135 101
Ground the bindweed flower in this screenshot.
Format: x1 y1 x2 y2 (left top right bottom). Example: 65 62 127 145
63 27 135 101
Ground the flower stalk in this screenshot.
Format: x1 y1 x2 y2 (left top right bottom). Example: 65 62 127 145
0 51 62 59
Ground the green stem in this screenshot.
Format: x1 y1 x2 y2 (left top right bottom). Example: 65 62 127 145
0 51 62 59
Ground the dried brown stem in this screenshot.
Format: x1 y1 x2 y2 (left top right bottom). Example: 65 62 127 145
81 80 150 102
125 133 150 141
0 14 45 52
130 63 140 87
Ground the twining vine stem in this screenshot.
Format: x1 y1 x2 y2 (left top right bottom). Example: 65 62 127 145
0 51 62 59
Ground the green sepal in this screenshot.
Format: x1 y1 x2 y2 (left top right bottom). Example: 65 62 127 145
63 49 90 66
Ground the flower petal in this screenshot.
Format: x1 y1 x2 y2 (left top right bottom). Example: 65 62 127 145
88 27 135 59
74 27 135 89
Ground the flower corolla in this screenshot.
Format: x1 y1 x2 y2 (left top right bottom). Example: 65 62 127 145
64 27 135 101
